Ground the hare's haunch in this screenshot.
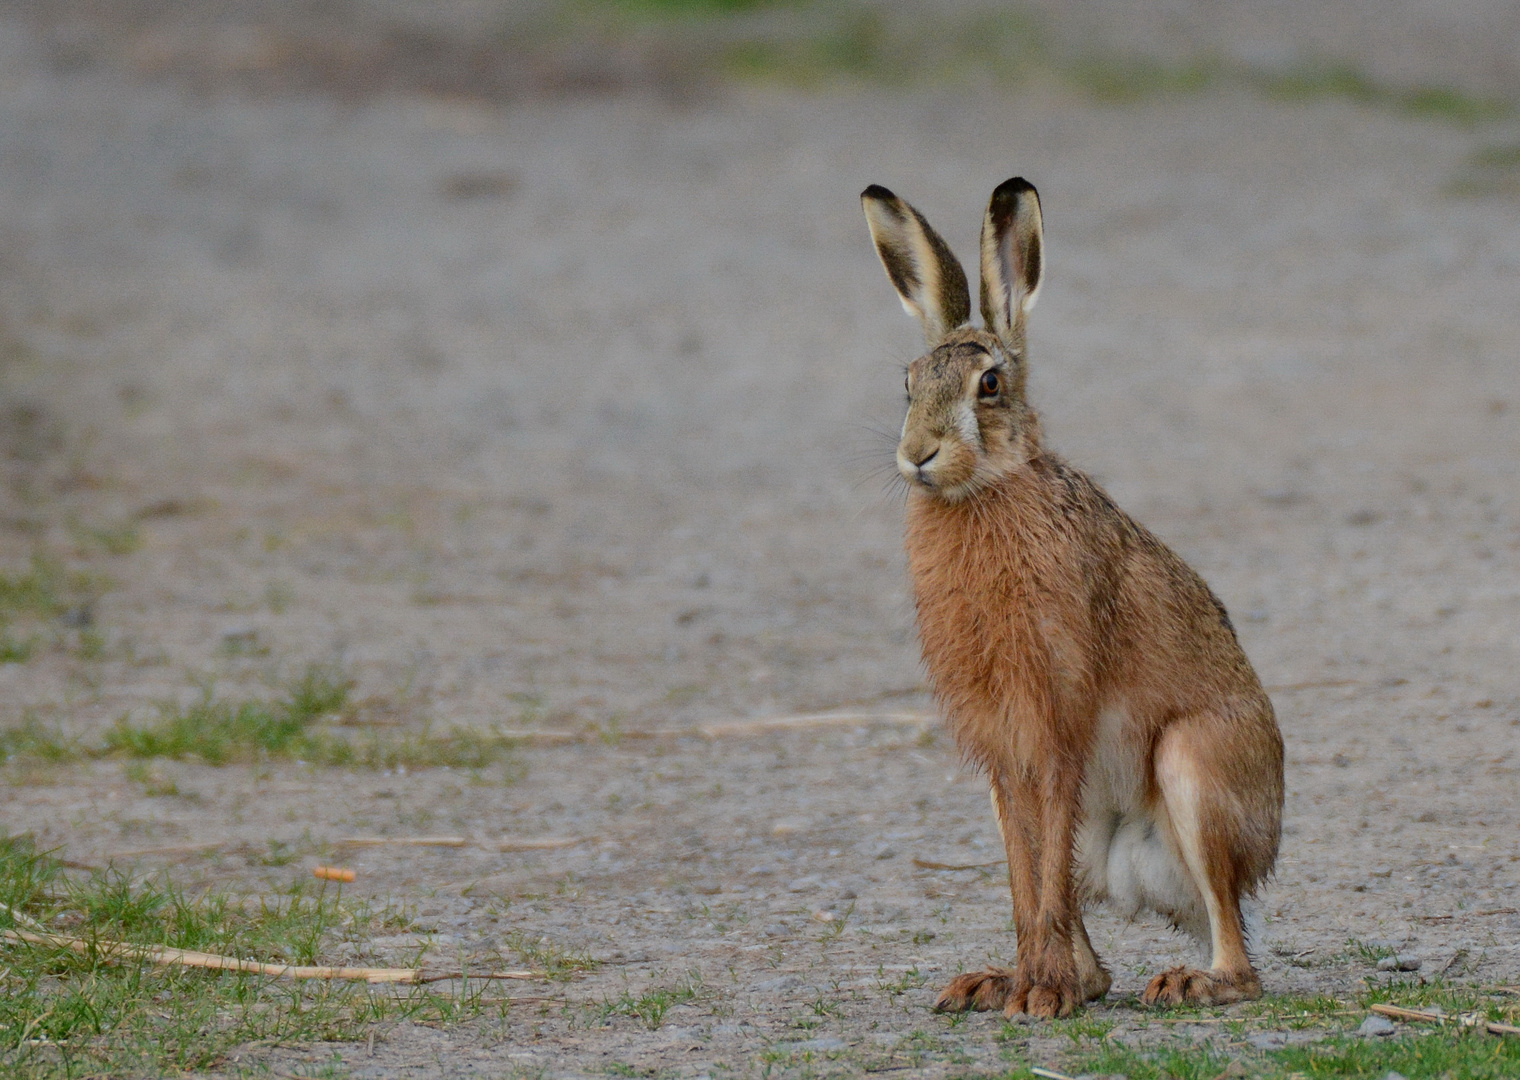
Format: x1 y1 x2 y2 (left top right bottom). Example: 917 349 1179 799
862 178 1283 1019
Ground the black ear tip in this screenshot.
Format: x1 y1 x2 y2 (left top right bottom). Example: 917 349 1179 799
989 176 1039 207
861 183 897 202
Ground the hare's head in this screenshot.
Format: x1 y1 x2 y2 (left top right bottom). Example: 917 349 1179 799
862 178 1045 502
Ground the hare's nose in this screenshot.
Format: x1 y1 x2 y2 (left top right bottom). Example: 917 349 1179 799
908 446 939 468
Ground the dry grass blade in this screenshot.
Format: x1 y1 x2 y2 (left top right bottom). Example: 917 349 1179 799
3 927 419 982
912 857 1005 871
1030 1067 1078 1080
474 712 935 746
3 927 554 985
497 836 586 852
1419 907 1516 922
1265 679 1360 692
490 730 581 745
414 969 551 983
687 711 934 739
101 841 227 861
337 836 469 848
0 900 49 932
1370 1002 1520 1037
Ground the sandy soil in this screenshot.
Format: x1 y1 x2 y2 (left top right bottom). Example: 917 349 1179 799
1 3 1519 1075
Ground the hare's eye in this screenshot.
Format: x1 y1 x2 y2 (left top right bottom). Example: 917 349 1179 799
978 370 1000 398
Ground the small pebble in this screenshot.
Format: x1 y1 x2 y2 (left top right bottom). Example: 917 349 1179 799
1377 954 1421 972
1358 1014 1397 1037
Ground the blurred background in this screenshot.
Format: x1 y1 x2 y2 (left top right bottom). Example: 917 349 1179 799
3 3 1520 1073
1 0 1518 774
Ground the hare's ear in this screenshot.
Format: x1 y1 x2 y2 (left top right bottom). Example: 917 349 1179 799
979 177 1044 347
861 185 971 345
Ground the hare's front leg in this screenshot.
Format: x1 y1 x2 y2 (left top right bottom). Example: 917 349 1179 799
933 773 1041 1013
1004 756 1087 1019
935 764 1085 1019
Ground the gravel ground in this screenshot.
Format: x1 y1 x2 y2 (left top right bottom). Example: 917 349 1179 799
1 3 1518 1075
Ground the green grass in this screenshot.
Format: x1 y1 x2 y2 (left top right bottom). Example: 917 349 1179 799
599 975 700 1029
0 555 109 666
104 664 353 765
0 665 531 776
999 987 1520 1080
501 928 600 980
566 0 1519 126
0 835 500 1078
1450 142 1520 197
67 518 143 557
1253 62 1510 123
586 0 783 18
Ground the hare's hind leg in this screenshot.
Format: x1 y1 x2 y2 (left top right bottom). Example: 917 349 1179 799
1141 713 1276 1007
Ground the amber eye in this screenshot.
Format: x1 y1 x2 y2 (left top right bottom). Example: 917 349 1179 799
978 369 1000 397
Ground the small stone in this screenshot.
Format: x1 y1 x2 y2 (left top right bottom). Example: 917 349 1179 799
1247 1032 1291 1050
751 974 806 993
1381 1073 1409 1080
1377 954 1421 972
788 875 820 893
1358 1014 1398 1037
762 923 789 938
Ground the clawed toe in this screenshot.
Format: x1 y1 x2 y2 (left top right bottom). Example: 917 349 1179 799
933 967 1019 1013
1141 966 1261 1007
1009 982 1078 1019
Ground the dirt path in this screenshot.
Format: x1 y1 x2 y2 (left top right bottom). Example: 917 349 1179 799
1 4 1519 1075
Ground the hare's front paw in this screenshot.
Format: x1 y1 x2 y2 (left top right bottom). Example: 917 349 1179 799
1141 966 1261 1007
933 967 1021 1012
1003 974 1080 1020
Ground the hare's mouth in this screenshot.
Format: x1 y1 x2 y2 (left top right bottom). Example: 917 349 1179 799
898 442 983 500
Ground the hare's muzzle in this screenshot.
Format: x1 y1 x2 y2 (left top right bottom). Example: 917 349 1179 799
897 438 942 487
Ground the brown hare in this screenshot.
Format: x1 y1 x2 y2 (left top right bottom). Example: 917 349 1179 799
860 178 1284 1019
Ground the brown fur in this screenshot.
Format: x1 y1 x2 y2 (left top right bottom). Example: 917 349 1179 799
861 179 1284 1018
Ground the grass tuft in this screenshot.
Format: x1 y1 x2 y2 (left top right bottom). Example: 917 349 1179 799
0 835 496 1077
1035 988 1520 1080
0 665 530 776
104 664 356 765
600 975 700 1029
502 928 600 980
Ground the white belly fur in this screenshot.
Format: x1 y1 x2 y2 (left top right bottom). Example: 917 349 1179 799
1073 706 1210 943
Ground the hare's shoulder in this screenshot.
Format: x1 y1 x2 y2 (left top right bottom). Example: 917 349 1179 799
1034 454 1235 624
